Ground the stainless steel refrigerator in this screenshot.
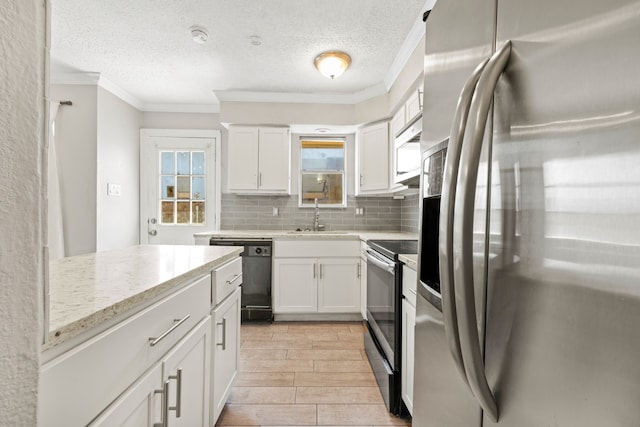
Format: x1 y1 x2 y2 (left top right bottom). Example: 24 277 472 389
414 0 640 426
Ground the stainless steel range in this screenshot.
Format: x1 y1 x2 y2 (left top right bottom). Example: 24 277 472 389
364 239 418 416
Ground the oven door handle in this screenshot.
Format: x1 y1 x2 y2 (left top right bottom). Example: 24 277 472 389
364 249 395 274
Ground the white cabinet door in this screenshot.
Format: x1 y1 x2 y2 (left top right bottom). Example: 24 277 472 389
360 255 367 320
401 298 416 416
91 317 212 427
163 316 212 427
391 108 406 138
405 89 423 123
273 258 317 313
317 258 360 313
227 126 259 191
90 363 162 427
211 287 241 424
258 127 290 192
357 121 390 194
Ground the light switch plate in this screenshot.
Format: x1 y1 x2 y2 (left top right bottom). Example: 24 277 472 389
107 183 121 197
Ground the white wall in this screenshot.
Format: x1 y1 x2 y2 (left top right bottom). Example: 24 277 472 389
96 87 142 251
50 84 98 256
0 0 45 425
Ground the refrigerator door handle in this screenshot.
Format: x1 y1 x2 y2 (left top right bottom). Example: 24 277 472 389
453 40 512 423
439 57 490 388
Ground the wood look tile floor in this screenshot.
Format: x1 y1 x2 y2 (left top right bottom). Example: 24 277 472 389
216 322 412 427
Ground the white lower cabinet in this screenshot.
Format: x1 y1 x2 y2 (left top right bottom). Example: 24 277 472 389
211 286 241 424
273 258 317 312
163 317 212 427
401 264 417 416
317 258 361 313
91 317 211 426
273 257 360 313
359 242 368 320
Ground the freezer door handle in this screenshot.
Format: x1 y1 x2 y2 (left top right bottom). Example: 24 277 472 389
439 57 490 389
453 40 512 423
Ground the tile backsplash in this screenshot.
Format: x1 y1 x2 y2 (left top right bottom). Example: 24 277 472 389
220 193 419 233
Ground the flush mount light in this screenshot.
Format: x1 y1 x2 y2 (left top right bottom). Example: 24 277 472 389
250 35 263 46
314 51 352 79
189 25 209 44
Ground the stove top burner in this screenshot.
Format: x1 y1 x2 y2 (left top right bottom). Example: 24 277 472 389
367 239 418 261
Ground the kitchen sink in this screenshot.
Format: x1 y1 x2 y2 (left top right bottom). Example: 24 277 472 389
285 230 350 234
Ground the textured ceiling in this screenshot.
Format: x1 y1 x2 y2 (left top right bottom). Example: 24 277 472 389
51 0 428 109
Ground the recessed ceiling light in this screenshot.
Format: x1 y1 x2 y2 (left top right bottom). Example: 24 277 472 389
314 128 331 133
250 35 262 46
189 26 209 44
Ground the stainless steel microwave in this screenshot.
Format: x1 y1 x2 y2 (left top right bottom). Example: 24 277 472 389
393 115 422 187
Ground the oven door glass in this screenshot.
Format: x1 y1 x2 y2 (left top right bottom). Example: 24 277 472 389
365 249 397 366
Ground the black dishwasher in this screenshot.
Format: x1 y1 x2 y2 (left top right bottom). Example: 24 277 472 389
209 239 273 322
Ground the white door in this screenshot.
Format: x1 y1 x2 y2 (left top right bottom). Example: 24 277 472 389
140 129 221 244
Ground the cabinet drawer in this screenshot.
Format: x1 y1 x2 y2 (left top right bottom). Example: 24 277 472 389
274 240 359 258
39 275 211 427
402 265 417 307
212 256 242 305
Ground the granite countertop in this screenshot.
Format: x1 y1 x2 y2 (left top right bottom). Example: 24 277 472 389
45 245 242 350
195 230 418 242
399 254 418 270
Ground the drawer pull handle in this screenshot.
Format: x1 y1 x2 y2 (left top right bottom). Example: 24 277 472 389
149 314 191 347
169 368 183 417
226 273 242 285
154 380 170 427
217 318 227 350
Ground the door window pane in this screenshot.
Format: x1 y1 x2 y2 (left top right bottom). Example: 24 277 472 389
161 152 174 174
161 201 174 223
161 176 175 199
177 152 190 175
192 152 205 174
192 177 205 200
192 201 205 224
177 176 190 200
158 150 208 225
177 202 190 224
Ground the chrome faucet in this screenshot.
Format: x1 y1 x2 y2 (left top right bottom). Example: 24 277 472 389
313 198 323 231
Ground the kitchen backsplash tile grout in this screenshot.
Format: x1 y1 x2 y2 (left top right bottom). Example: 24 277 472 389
220 193 420 233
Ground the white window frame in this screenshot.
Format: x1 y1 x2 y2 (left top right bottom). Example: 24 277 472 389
298 138 347 208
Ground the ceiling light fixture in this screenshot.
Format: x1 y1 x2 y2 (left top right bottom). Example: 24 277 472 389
189 26 209 44
250 35 263 46
314 51 351 79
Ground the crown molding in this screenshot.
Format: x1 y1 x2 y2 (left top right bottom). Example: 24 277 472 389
383 0 431 90
142 103 220 113
97 76 144 110
213 81 388 106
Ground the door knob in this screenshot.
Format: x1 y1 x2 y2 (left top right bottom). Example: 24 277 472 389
149 229 158 236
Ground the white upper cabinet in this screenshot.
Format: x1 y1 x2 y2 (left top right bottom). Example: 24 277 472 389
356 121 390 194
227 126 290 194
391 88 423 138
405 88 423 124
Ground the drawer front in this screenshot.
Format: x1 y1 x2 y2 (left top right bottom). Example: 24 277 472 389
274 240 359 258
212 256 242 305
402 265 417 307
39 275 211 427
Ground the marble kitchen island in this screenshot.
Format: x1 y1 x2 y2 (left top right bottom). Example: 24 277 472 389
40 244 243 427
